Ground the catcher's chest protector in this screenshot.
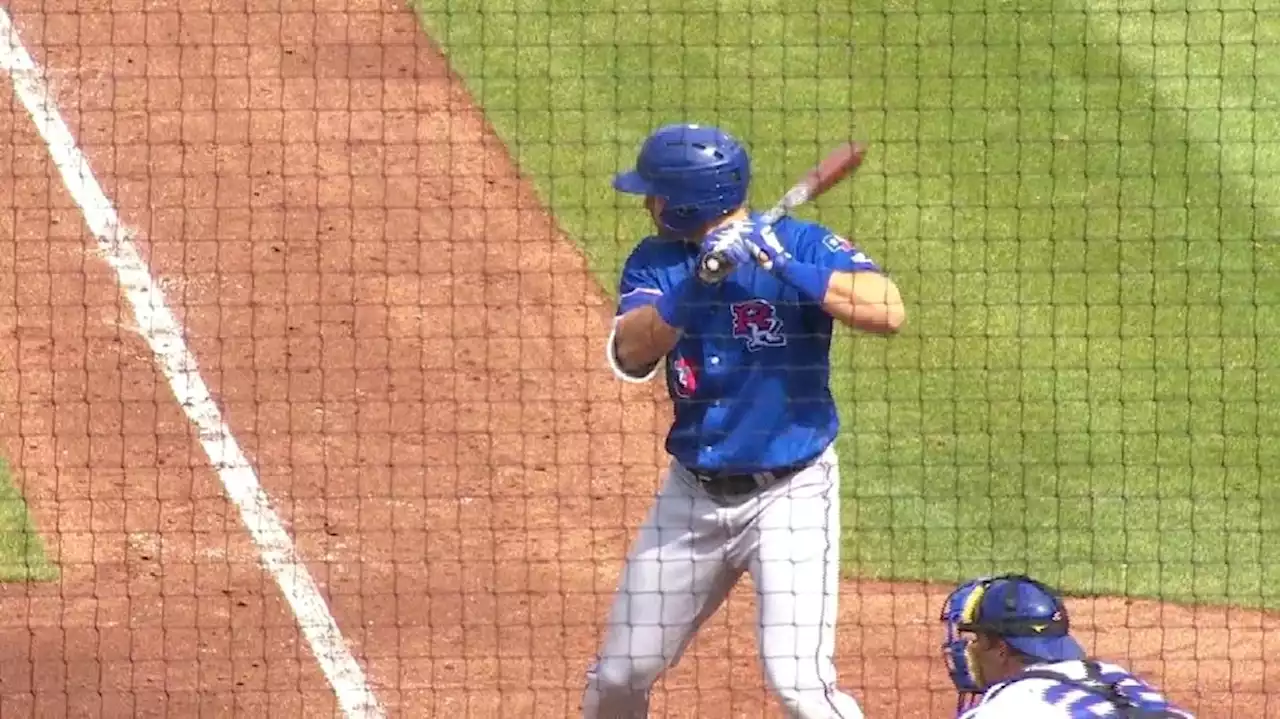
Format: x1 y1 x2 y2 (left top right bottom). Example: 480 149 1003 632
986 662 1192 718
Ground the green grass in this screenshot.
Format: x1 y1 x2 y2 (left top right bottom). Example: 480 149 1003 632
0 461 55 582
413 0 1280 608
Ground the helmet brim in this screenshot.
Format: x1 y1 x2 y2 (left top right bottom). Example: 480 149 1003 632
1005 634 1086 662
612 170 654 195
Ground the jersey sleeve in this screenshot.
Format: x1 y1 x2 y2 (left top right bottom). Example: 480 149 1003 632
614 248 665 317
794 224 883 274
605 244 664 383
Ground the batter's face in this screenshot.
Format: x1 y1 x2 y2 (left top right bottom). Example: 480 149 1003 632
641 195 664 233
645 195 663 221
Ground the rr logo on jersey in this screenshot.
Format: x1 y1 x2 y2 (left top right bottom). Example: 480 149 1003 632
669 356 698 398
730 300 786 352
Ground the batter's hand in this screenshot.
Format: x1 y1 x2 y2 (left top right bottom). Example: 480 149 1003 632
696 222 748 283
698 219 793 283
742 221 792 272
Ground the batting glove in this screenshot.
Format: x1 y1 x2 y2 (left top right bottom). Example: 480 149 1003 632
745 222 792 272
699 219 793 278
693 223 743 283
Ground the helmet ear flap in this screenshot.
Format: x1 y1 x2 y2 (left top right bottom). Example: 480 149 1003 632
656 202 704 235
657 194 738 235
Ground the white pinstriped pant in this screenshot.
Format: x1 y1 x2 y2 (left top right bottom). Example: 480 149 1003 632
581 445 863 718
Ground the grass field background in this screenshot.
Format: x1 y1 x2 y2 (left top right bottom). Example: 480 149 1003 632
0 461 55 582
416 0 1280 607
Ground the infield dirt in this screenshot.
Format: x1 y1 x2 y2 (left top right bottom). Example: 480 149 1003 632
0 0 1273 716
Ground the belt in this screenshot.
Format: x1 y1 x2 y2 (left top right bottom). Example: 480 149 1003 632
687 457 814 499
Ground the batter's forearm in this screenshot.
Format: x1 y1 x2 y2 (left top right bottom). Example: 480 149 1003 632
613 306 680 375
821 270 906 334
612 275 715 375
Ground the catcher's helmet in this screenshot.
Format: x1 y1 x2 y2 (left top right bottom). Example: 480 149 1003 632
940 574 1085 695
613 123 750 235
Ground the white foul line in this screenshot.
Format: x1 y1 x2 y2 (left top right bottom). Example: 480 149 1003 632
0 9 386 718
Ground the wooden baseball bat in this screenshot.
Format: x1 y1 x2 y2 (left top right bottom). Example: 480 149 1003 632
701 141 867 279
759 141 867 226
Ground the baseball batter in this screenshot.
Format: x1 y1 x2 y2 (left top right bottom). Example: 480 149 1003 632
582 123 905 718
941 573 1195 718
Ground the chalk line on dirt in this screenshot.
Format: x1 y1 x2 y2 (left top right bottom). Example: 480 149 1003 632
0 9 386 718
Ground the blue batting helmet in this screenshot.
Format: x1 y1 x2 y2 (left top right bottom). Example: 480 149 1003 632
612 123 751 234
941 574 1086 696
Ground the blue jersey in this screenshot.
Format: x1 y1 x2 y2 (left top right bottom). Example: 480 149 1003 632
608 213 882 473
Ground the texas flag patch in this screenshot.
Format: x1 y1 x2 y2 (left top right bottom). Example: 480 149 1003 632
823 233 854 253
823 233 874 266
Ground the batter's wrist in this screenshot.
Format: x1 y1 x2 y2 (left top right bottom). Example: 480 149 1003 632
774 260 833 304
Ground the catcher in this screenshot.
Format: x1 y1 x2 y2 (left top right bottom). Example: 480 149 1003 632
940 573 1196 718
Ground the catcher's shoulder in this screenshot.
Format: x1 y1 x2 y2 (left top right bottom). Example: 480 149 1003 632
968 674 1064 716
972 661 1125 714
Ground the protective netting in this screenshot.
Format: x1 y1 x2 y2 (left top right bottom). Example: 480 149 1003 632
0 0 1272 716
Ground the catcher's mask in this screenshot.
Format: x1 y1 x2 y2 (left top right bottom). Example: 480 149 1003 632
612 123 751 236
940 574 1086 712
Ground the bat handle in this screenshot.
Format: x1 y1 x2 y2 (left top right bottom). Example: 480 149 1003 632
758 207 785 226
761 182 813 226
698 235 770 284
697 252 733 284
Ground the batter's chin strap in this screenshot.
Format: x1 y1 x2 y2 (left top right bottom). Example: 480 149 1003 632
985 661 1191 718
